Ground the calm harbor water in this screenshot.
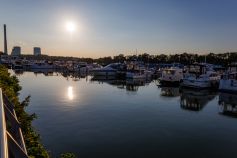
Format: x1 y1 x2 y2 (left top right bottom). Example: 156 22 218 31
12 70 237 158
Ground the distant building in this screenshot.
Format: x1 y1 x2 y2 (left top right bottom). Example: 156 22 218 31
33 47 41 56
11 46 21 56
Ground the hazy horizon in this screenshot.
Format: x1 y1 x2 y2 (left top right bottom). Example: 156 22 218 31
1 0 237 58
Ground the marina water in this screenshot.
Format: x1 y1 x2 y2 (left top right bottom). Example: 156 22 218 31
12 70 237 158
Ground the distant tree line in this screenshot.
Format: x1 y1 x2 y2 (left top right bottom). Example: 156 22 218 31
96 52 237 66
20 52 237 66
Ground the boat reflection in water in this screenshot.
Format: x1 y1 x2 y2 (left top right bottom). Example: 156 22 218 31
125 79 146 91
13 69 55 76
13 69 90 83
91 76 148 92
61 71 88 81
180 88 217 111
218 92 237 118
33 69 54 76
160 86 180 97
90 75 116 81
13 69 24 75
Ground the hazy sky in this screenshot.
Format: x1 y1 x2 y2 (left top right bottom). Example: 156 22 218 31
0 0 237 58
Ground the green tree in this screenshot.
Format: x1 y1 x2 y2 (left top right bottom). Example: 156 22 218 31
0 65 49 157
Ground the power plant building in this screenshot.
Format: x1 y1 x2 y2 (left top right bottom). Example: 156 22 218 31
34 47 41 56
11 46 21 56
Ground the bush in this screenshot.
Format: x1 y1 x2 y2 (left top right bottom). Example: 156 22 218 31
0 65 49 157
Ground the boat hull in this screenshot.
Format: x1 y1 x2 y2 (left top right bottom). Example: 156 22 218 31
219 79 237 93
126 72 145 79
181 79 211 89
159 80 180 86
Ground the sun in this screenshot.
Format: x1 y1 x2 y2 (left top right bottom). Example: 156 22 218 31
66 21 76 33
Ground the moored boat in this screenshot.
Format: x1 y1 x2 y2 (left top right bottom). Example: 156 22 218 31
74 62 89 73
30 60 54 69
126 71 146 79
181 63 220 89
91 63 121 77
219 63 237 93
126 62 147 79
159 67 183 86
12 59 23 69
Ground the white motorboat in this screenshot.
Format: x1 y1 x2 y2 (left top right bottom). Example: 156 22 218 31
159 67 183 86
12 59 23 69
181 63 220 89
74 62 89 73
126 71 146 79
126 62 147 79
219 63 237 93
92 63 121 76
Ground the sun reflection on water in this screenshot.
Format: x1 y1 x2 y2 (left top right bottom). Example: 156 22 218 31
67 86 74 100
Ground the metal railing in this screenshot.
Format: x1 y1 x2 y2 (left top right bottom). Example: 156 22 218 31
0 88 28 158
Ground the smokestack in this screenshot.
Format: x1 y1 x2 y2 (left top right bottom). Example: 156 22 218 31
4 24 8 55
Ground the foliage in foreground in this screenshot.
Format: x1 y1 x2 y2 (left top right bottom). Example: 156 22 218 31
0 65 49 157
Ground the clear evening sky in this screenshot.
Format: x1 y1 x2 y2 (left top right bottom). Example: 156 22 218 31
0 0 237 58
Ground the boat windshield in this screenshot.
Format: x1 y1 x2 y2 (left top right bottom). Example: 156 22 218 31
105 64 119 69
164 70 175 75
222 73 237 80
229 73 237 80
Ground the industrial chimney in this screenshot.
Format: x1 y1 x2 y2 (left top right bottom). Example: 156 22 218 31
4 24 8 55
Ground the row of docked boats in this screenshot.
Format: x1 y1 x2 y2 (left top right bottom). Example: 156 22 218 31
2 58 55 69
1 57 101 73
91 62 154 79
2 56 237 93
158 63 237 93
1 57 155 80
